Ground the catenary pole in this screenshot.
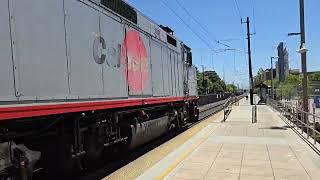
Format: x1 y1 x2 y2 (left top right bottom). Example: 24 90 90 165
242 17 254 105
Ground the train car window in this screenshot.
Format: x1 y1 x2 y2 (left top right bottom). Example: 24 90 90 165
167 35 177 47
101 0 137 24
187 52 192 66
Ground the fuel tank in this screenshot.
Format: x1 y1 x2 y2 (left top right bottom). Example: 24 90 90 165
128 116 169 149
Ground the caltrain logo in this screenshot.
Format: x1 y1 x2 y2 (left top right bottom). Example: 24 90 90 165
92 31 149 93
122 30 149 93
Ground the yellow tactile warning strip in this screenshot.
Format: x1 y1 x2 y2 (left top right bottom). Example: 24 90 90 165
104 111 223 180
156 119 221 180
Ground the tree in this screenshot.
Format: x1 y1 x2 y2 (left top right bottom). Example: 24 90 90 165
197 71 207 94
226 84 237 93
211 82 224 93
275 74 298 100
253 68 265 86
309 72 320 81
253 67 317 100
197 70 226 94
276 74 314 100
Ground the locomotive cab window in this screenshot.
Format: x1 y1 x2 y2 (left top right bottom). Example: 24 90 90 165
183 45 192 66
167 35 177 47
187 51 192 66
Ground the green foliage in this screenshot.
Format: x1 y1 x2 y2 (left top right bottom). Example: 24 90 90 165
275 74 313 100
197 70 227 94
276 74 300 100
286 73 300 84
226 84 238 93
254 68 319 100
309 72 320 81
264 80 271 86
253 68 265 86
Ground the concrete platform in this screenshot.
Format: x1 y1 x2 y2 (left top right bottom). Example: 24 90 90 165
104 98 320 180
133 99 320 180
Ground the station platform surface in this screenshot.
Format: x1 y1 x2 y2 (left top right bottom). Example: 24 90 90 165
106 99 320 180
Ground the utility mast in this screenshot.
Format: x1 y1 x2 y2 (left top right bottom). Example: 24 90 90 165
242 17 254 105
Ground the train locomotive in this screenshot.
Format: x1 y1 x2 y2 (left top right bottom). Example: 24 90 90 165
0 0 198 179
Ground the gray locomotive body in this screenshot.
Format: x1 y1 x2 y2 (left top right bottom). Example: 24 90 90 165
0 0 198 178
0 0 197 103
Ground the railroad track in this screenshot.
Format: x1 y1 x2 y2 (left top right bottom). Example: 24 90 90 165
199 99 228 120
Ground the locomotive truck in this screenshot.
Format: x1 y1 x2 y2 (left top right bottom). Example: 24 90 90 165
0 0 198 179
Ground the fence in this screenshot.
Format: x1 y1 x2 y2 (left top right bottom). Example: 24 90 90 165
268 98 320 153
198 93 232 106
222 96 242 122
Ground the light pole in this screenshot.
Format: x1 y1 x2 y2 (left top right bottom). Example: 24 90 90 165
270 56 279 100
299 0 309 113
288 0 308 112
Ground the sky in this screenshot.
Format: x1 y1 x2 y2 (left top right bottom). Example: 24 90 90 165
126 0 319 88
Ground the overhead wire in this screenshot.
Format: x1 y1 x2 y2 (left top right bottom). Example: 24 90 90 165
251 0 256 54
231 0 247 54
159 0 213 49
168 0 235 79
251 0 256 34
232 0 248 87
173 0 231 48
232 0 247 57
219 38 242 42
233 0 242 18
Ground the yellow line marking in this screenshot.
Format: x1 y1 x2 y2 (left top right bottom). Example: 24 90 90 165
105 111 223 180
156 113 222 180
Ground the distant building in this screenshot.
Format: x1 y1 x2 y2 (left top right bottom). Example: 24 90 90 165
277 42 289 82
264 68 276 81
289 69 300 75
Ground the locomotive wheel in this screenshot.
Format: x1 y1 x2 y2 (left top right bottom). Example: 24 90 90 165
194 107 199 121
167 116 180 135
189 104 199 122
168 121 177 132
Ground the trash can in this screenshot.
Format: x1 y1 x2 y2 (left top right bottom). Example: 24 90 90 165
314 96 320 108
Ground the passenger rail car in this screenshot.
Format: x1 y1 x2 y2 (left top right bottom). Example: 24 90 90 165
0 0 198 179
